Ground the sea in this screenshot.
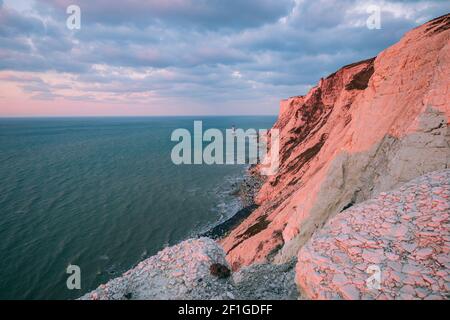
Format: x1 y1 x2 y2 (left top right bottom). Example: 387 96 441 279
0 116 276 299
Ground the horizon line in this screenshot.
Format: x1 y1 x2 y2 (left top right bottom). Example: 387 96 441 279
0 114 278 119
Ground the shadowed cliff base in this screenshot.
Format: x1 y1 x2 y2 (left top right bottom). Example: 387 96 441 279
201 171 264 240
201 204 259 240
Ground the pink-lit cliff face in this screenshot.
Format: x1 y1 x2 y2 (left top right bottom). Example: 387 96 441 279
220 14 450 270
1 1 449 116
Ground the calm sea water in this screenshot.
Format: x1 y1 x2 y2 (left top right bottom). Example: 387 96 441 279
0 116 276 300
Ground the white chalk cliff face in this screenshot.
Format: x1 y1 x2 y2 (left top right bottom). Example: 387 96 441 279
220 14 450 270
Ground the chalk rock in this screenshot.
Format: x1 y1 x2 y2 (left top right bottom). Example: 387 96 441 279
296 170 450 300
79 238 232 300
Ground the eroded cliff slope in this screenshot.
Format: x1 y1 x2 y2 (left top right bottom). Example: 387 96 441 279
220 14 450 270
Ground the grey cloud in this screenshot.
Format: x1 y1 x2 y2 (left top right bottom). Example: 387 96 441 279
40 0 296 30
0 5 45 37
1 0 449 110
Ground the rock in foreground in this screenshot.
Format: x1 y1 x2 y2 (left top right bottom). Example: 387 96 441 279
80 238 234 300
296 170 450 300
80 237 299 300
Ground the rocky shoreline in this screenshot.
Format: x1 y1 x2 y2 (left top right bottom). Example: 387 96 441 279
231 168 265 208
201 170 264 239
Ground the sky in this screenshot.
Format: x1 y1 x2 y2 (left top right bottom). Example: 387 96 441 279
0 0 448 117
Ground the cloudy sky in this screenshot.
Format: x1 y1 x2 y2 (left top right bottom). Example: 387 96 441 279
0 0 448 116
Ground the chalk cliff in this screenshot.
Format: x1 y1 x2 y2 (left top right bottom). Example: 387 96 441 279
220 14 450 271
